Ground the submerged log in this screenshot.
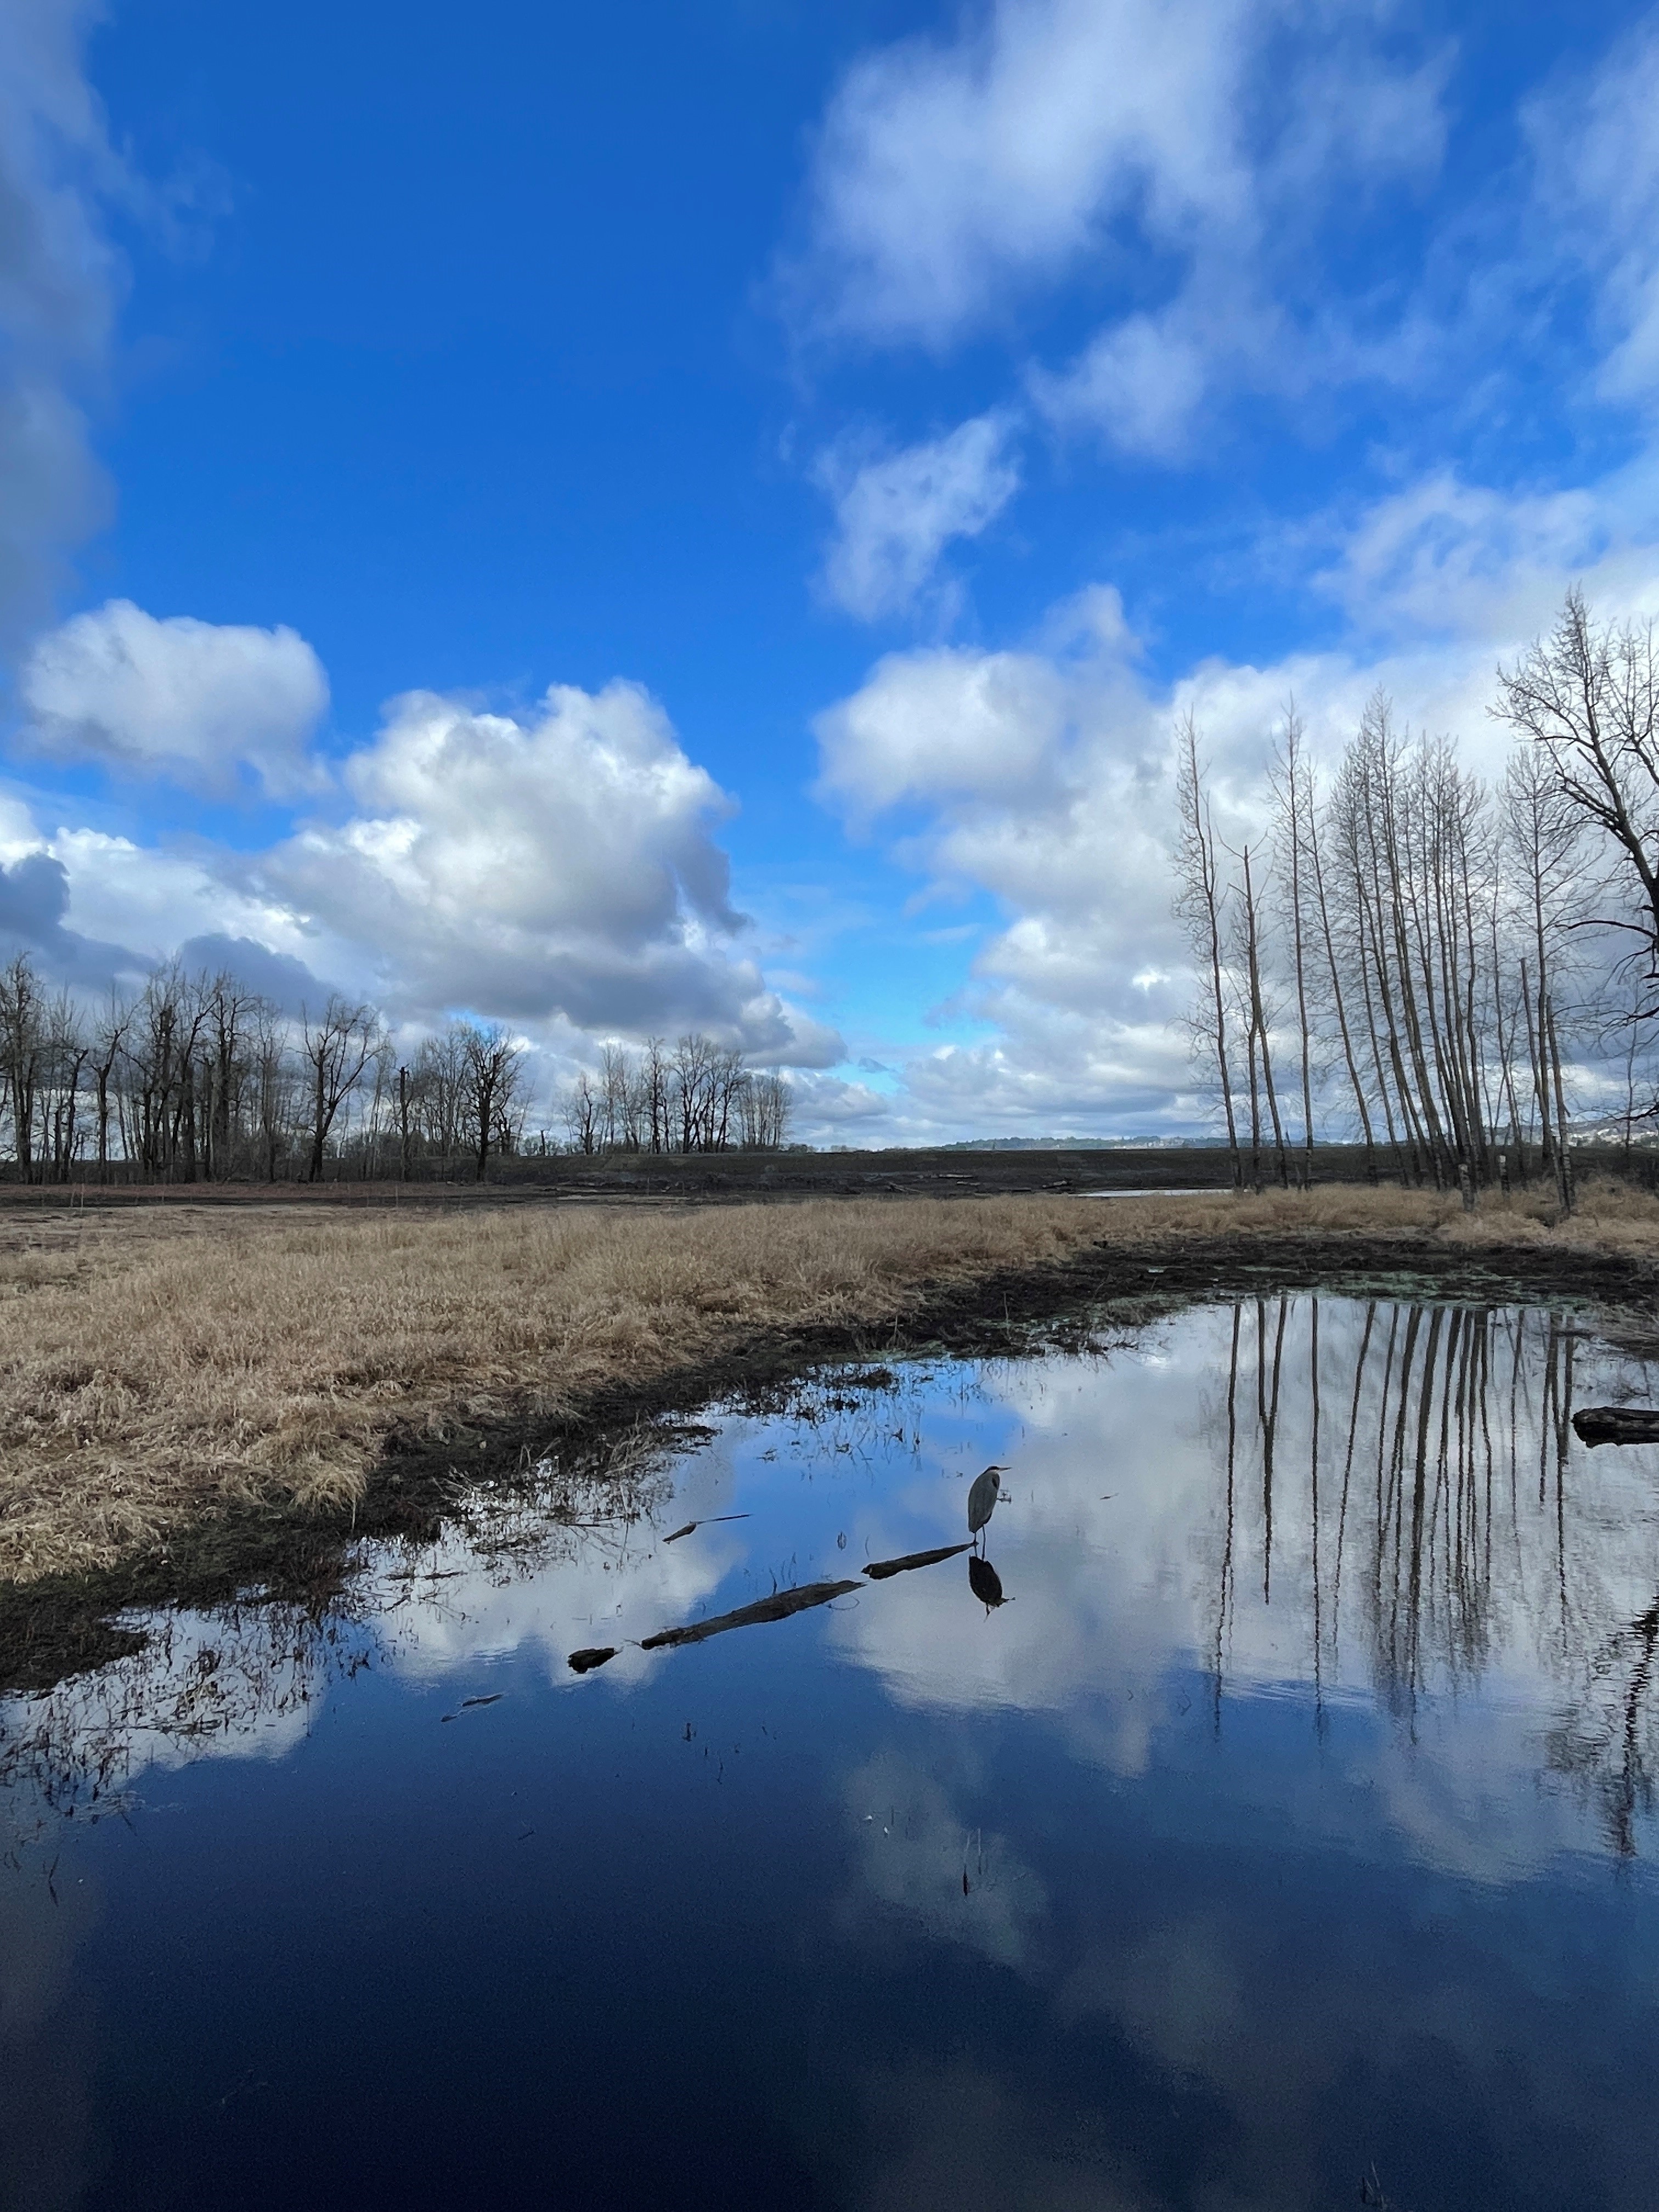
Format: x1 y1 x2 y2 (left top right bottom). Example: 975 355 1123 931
1572 1407 1659 1448
640 1579 861 1650
864 1542 972 1580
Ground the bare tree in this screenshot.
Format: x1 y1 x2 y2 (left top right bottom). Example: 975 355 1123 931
1237 843 1289 1188
0 955 45 1178
1272 703 1316 1180
1173 713 1242 1184
300 997 383 1182
1504 746 1580 1205
250 1003 296 1181
91 988 132 1183
673 1032 716 1152
1495 587 1659 1024
563 1070 600 1154
740 1070 793 1149
460 1021 527 1181
411 1027 469 1168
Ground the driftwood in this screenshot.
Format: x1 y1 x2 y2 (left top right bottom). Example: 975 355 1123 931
639 1579 861 1650
1573 1407 1659 1448
863 1542 972 1580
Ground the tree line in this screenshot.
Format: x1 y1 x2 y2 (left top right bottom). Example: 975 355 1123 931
0 960 531 1183
0 951 797 1182
560 1035 794 1154
1175 590 1659 1205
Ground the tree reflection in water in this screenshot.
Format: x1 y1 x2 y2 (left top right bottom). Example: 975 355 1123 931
4 1302 1658 1863
1210 1295 1659 1854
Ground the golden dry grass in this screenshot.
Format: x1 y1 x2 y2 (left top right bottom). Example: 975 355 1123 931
0 1178 1654 1586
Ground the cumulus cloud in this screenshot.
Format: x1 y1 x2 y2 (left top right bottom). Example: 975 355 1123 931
0 657 842 1075
257 679 841 1059
812 585 1201 1135
816 638 1068 820
810 474 1659 1142
816 412 1022 620
0 847 136 986
21 600 331 797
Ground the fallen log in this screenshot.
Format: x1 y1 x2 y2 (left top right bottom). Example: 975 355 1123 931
863 1542 972 1580
1573 1407 1659 1448
640 1578 861 1650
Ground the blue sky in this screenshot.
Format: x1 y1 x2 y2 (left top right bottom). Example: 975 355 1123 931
2 0 1657 1139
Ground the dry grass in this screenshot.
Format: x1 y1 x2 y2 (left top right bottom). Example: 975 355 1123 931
1 1178 1655 1587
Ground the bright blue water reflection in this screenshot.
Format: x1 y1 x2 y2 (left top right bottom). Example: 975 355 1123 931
4 1297 1659 2211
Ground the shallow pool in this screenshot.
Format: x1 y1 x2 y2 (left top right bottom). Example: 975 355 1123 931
4 1296 1659 2211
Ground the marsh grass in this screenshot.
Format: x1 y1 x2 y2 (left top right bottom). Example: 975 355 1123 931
1 1180 1655 1584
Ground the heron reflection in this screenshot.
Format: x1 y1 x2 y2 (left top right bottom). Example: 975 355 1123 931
968 1554 1006 1609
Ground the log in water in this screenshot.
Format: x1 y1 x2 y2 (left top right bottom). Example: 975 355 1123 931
638 1578 862 1649
1573 1406 1659 1447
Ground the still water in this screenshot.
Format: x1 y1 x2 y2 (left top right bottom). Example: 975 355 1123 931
5 1297 1659 2212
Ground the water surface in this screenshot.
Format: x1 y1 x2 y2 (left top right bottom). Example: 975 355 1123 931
5 1296 1659 2212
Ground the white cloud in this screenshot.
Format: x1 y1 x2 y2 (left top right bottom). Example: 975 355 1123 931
789 0 1447 462
0 661 843 1076
815 639 1068 819
49 824 312 965
793 0 1255 349
257 679 840 1059
813 584 1201 1135
0 0 122 644
21 599 331 797
1028 304 1216 461
816 411 1022 620
810 476 1659 1140
1527 15 1659 412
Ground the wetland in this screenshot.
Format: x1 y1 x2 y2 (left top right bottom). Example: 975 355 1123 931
5 1281 1659 2210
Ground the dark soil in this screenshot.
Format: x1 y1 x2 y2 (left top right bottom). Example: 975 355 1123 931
2 1227 1654 1702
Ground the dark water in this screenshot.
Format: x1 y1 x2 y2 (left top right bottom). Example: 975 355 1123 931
5 1297 1659 2212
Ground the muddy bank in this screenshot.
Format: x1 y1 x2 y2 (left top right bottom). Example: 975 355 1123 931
1 1228 1654 1701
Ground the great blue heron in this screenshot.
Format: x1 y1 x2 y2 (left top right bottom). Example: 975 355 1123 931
967 1464 1006 1538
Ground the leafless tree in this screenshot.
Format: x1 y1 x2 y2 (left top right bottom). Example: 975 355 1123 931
1503 746 1580 1205
249 1003 297 1181
1495 587 1659 1023
91 988 132 1183
1272 703 1316 1180
1237 842 1289 1188
563 1070 600 1154
300 996 384 1182
459 1020 527 1181
1172 712 1242 1183
740 1069 793 1149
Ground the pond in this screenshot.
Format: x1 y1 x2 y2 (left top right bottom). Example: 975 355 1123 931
5 1295 1659 2212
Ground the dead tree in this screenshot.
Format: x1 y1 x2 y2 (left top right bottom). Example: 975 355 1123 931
1173 713 1242 1184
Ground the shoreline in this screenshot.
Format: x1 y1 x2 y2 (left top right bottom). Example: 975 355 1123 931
1 1184 1656 1698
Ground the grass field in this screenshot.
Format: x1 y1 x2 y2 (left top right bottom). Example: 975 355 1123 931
1 1178 1655 1585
